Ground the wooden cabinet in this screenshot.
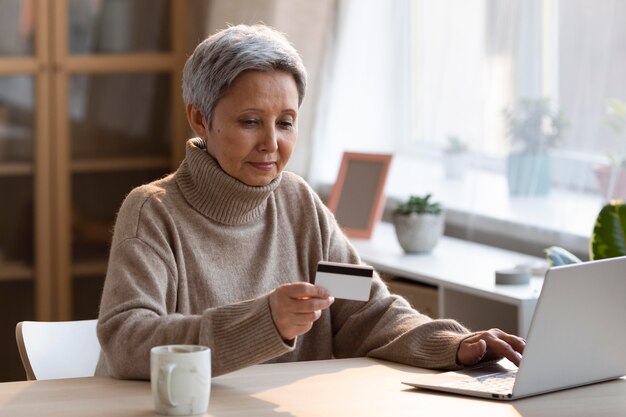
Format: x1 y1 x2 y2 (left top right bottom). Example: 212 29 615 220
381 274 439 319
0 0 187 381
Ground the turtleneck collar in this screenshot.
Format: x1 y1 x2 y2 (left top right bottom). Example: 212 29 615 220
176 138 282 225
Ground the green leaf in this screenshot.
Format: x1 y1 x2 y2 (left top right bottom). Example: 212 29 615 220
394 194 443 215
544 246 582 266
590 200 626 260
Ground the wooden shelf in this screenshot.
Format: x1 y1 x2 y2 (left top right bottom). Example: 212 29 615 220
0 57 38 74
0 261 34 281
71 157 170 173
0 163 33 176
65 53 176 73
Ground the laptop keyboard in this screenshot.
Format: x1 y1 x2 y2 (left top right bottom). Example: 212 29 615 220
442 371 516 394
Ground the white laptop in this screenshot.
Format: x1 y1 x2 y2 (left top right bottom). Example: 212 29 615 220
402 256 626 400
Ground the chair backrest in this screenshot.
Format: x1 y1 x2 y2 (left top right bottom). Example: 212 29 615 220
15 319 100 380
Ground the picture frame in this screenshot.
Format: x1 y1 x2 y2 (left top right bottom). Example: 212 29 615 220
327 152 393 239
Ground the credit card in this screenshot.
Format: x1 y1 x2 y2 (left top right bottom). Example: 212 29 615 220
314 261 373 301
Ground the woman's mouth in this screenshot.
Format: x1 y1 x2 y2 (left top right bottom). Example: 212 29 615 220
250 162 275 171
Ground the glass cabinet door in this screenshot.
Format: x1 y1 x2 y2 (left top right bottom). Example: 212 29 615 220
0 0 186 380
68 73 172 318
0 0 40 382
68 0 170 55
0 0 35 56
0 75 35 164
0 75 37 382
54 0 186 320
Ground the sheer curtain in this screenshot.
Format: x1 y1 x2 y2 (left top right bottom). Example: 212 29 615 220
308 0 411 186
194 0 337 177
310 0 626 257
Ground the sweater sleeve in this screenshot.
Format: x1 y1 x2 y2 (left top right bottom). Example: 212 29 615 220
96 199 293 380
331 276 471 370
317 205 471 370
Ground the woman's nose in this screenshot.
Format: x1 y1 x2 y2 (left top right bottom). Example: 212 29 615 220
258 126 279 153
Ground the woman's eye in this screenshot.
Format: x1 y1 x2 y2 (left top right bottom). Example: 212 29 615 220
240 119 259 127
278 120 294 129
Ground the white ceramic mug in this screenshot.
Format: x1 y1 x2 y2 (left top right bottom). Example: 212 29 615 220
150 345 211 416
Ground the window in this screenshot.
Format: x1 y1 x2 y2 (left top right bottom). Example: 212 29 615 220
311 0 626 255
408 0 626 189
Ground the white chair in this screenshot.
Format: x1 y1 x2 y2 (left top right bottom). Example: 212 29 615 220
15 319 100 380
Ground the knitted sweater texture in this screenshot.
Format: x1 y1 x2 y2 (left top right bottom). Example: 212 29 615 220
96 139 470 379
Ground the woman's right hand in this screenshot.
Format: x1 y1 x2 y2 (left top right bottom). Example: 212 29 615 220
269 282 335 341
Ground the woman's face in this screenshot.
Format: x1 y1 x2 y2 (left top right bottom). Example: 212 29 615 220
202 70 299 187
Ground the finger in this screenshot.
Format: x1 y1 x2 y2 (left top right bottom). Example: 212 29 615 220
280 282 330 299
458 339 487 366
484 329 526 357
281 323 314 340
483 336 523 367
270 311 314 338
291 310 322 325
475 329 525 355
287 296 335 313
460 329 525 366
495 332 526 354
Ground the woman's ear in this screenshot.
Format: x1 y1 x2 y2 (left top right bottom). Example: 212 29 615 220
185 104 209 139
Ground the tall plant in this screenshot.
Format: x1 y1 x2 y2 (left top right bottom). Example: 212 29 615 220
504 97 568 154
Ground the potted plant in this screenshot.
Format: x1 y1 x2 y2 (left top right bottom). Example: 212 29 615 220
392 194 444 253
443 135 469 180
595 98 626 199
503 97 568 196
545 199 626 265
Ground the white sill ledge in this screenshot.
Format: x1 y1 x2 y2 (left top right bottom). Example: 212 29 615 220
381 155 602 257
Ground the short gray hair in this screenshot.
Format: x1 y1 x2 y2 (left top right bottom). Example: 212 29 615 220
182 24 307 126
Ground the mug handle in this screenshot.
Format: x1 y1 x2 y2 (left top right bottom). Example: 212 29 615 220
158 363 178 407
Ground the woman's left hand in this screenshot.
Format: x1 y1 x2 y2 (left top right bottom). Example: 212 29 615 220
457 328 526 367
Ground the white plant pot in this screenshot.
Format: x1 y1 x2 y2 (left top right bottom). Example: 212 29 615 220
443 153 468 180
392 212 444 253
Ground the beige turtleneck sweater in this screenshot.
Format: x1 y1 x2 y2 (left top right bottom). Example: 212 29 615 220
95 139 471 379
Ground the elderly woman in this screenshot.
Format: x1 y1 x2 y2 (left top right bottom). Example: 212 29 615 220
96 24 524 379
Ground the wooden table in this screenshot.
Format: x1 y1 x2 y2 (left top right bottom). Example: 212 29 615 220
1 358 624 417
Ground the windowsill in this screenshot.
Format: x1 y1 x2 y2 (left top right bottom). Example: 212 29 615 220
381 155 603 257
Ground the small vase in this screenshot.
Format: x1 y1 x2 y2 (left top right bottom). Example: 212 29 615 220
443 152 468 180
506 153 551 196
392 212 445 253
594 165 626 199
